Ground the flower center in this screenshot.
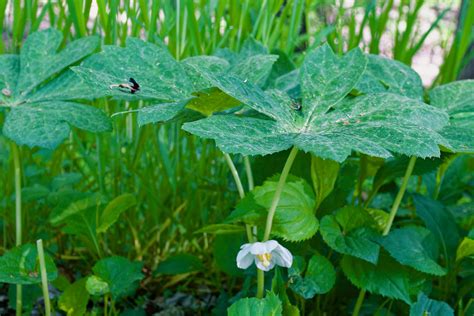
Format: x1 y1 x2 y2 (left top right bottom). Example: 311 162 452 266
256 253 272 267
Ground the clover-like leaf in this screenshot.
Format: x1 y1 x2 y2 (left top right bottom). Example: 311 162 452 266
0 29 111 149
183 44 448 162
429 80 474 153
0 243 58 284
356 54 424 99
378 226 447 276
320 206 381 264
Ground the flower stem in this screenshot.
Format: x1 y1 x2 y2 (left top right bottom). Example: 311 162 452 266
256 269 265 298
263 147 299 241
244 156 254 191
11 142 22 316
352 156 417 316
223 153 254 242
36 239 51 316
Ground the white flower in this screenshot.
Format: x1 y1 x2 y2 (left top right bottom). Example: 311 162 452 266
236 240 293 272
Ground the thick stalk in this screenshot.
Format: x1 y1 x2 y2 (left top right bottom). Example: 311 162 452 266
11 143 22 316
263 147 299 241
352 156 417 316
36 240 51 316
256 269 265 298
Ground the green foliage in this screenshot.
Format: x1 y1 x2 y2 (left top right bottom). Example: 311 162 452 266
320 206 381 263
58 278 90 316
288 254 336 299
0 29 111 148
0 243 57 284
310 156 339 210
410 294 454 316
89 256 144 300
227 175 318 242
228 292 282 316
183 44 448 161
97 193 137 233
155 254 203 275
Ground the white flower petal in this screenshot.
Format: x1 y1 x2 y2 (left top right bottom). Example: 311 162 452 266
263 240 279 253
249 242 268 255
272 244 293 268
236 248 254 269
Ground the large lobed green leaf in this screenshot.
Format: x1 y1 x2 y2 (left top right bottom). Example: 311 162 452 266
0 29 111 149
429 80 474 153
183 44 448 162
228 292 282 316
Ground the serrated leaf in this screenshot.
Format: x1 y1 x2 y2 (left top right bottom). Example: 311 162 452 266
0 29 110 149
227 175 318 241
0 243 57 284
183 45 448 162
3 101 111 149
228 292 282 316
91 256 144 300
356 54 424 99
429 80 474 153
341 253 426 304
59 278 90 316
155 254 203 275
98 193 137 233
288 254 336 299
410 293 454 316
137 99 191 126
378 226 447 276
320 206 381 263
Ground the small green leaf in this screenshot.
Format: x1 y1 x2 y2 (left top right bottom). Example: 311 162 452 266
410 293 454 316
85 275 109 296
137 99 191 126
58 278 90 316
341 253 426 304
429 80 474 153
3 101 111 149
155 254 203 275
456 236 474 262
91 256 144 300
288 254 336 299
378 226 447 276
213 233 246 277
228 292 282 316
98 193 137 233
0 244 57 284
311 155 339 209
320 206 380 263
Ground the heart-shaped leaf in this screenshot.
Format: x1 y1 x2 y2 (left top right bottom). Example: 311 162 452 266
429 80 474 153
183 44 448 162
0 29 111 149
320 206 381 264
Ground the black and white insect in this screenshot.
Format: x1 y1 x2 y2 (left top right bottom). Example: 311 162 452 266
110 77 140 94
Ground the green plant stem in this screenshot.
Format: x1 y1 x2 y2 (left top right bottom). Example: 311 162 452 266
383 156 416 236
244 156 254 191
256 269 265 298
263 147 299 241
11 142 22 316
36 239 51 316
223 153 254 242
352 156 417 316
